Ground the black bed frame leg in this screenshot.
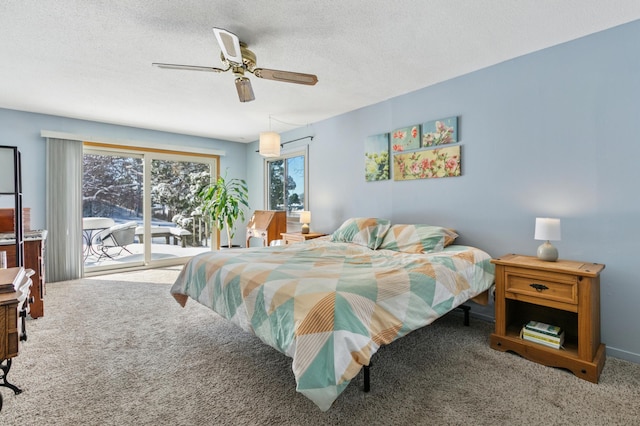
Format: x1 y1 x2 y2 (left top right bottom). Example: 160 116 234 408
457 304 470 326
363 363 371 392
362 305 469 395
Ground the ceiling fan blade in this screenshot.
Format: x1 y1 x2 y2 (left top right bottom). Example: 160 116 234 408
235 77 255 102
213 27 243 64
253 68 318 85
152 63 227 73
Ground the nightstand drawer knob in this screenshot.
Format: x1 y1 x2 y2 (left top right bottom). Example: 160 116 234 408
530 283 549 292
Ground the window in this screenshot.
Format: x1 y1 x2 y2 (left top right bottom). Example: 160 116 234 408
265 147 308 224
82 143 218 273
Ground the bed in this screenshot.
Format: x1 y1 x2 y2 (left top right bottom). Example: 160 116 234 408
170 218 495 411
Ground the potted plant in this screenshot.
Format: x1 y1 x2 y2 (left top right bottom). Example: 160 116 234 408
199 171 250 248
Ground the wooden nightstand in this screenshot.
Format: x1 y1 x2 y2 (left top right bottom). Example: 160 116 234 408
280 232 326 244
490 254 606 383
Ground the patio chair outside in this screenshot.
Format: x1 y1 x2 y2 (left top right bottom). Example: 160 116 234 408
92 221 138 260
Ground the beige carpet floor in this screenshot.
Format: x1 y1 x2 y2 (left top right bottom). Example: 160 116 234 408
1 267 638 425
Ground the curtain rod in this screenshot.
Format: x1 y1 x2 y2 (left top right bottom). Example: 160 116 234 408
255 135 314 153
281 135 313 146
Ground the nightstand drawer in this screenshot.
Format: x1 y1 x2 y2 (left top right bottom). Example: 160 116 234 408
504 267 577 305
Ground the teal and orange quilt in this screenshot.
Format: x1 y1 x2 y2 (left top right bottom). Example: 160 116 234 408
171 239 494 410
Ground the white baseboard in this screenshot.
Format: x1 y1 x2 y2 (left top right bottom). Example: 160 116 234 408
606 346 640 364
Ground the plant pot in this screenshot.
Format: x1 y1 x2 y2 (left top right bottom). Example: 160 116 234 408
220 244 242 250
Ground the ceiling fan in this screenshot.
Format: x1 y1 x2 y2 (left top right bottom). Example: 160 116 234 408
152 27 318 102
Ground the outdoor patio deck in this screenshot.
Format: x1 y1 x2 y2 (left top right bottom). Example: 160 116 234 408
84 241 212 269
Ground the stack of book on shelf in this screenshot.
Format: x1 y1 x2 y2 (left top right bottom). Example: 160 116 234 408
521 320 564 349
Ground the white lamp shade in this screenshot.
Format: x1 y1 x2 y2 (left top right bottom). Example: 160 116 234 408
299 211 311 224
534 218 561 241
259 132 281 157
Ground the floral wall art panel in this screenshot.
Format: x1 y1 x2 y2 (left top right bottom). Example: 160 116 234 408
393 145 461 181
364 133 390 181
422 116 458 147
391 125 420 152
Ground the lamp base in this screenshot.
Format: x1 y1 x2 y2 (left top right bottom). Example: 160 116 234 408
537 241 558 262
301 223 309 234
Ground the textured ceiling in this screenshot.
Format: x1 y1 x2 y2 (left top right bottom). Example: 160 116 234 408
2 1 640 142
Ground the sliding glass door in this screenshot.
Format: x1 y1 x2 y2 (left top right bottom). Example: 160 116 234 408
83 151 144 270
147 156 212 262
83 145 217 273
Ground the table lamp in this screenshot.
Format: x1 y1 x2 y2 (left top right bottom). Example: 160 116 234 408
534 218 561 261
299 211 311 234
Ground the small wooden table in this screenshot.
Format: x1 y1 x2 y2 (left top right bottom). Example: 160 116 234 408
280 232 327 244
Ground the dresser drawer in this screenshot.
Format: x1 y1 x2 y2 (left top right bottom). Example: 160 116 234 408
504 267 578 305
1 302 19 359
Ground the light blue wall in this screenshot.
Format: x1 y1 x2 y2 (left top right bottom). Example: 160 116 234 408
0 108 248 245
247 20 640 363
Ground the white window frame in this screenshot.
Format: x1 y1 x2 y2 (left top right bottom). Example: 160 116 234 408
83 142 218 273
263 146 309 227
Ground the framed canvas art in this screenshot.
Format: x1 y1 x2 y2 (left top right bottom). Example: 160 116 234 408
391 125 420 152
393 145 461 181
421 116 458 147
364 133 390 181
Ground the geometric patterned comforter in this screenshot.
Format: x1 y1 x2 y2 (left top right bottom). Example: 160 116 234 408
170 239 495 411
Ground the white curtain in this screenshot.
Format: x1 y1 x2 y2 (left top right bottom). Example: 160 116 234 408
46 138 83 281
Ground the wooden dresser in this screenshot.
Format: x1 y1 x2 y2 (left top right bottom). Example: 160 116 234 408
1 237 46 319
0 209 46 319
246 210 287 247
1 267 26 407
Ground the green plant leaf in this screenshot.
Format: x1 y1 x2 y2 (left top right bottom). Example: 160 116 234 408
198 170 250 247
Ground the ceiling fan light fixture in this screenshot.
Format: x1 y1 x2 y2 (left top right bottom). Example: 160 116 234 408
155 27 318 103
259 132 281 157
235 77 255 102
